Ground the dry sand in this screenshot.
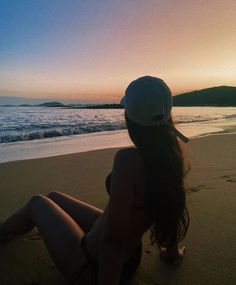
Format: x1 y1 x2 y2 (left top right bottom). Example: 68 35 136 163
0 133 236 285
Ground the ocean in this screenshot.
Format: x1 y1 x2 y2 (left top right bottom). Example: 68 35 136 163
1 106 236 163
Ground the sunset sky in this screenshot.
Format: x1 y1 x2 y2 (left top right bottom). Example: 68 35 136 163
1 0 236 102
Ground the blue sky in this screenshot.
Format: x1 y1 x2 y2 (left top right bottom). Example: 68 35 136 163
1 0 236 102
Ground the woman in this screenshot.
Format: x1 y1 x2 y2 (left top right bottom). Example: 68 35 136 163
0 76 189 285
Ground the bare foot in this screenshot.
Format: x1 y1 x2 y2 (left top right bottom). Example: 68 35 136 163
159 246 186 265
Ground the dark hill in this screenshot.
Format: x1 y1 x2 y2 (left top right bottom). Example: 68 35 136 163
37 101 66 107
173 86 236 106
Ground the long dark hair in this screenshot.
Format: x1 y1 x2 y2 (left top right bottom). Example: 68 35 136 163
125 113 189 247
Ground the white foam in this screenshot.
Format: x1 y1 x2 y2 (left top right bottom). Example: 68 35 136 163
0 130 132 163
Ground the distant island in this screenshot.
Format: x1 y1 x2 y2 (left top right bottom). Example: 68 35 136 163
173 86 236 106
73 103 123 109
36 102 66 107
1 86 236 108
19 102 67 107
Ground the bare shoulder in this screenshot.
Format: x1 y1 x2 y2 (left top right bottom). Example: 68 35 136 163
114 148 145 174
115 147 144 164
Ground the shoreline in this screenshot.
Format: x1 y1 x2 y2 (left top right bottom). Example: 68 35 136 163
1 120 236 164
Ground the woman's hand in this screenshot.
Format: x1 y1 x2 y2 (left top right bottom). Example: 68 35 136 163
159 245 186 265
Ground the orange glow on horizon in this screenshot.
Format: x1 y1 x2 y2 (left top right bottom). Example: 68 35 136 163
1 1 236 102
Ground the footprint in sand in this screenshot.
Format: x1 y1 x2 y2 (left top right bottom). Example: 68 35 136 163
188 184 211 193
220 175 236 183
188 187 200 193
197 184 206 188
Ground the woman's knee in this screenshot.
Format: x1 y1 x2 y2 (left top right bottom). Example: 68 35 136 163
47 191 63 201
28 194 48 208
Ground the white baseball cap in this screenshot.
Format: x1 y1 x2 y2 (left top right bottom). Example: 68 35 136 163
120 76 189 143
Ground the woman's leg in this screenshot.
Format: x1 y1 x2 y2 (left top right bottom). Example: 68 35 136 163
47 191 103 233
0 194 89 281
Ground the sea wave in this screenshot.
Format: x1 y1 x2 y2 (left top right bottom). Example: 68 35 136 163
0 124 126 143
1 106 236 144
224 113 236 120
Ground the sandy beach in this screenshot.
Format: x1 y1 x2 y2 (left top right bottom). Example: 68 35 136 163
0 133 236 285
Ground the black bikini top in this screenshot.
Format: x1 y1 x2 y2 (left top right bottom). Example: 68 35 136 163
105 172 145 211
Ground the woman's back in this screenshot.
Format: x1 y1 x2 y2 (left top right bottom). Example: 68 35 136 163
85 147 150 261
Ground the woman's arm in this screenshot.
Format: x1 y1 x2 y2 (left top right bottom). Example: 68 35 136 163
98 149 136 285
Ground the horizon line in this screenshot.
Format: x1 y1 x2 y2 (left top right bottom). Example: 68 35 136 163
1 84 236 104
